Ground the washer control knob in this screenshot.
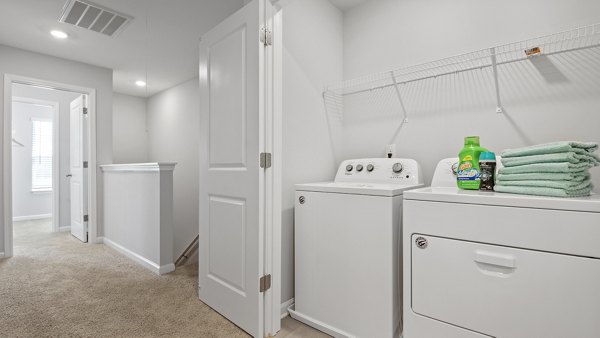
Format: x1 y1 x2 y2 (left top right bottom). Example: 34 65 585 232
356 164 364 172
346 164 353 172
366 164 375 172
392 162 403 173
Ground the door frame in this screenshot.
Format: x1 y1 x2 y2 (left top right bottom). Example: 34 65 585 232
3 74 98 257
11 96 60 233
265 5 283 337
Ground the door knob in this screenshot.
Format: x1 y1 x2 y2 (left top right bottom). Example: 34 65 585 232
66 174 72 178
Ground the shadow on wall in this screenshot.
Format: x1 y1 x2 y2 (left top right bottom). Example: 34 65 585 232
281 207 295 303
529 55 570 84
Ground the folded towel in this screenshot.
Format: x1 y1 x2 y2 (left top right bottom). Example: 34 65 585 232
501 142 598 158
498 162 593 175
500 152 600 167
497 172 590 182
494 184 593 198
494 179 592 190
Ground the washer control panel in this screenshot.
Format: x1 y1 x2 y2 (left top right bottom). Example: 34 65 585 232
335 158 423 185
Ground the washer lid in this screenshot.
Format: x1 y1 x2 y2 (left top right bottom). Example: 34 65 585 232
296 182 424 197
404 187 600 213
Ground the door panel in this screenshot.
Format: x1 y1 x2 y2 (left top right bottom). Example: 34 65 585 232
69 95 88 242
209 26 246 168
208 195 246 294
199 0 266 336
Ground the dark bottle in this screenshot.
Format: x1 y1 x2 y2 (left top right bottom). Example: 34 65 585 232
479 152 496 191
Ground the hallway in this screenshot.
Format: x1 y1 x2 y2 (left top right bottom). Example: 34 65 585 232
0 219 248 337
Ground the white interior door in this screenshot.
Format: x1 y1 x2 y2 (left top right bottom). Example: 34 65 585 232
69 95 88 242
198 0 268 336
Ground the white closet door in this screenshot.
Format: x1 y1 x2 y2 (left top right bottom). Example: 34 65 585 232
198 0 268 336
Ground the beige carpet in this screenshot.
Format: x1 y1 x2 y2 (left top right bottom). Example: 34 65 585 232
0 219 250 337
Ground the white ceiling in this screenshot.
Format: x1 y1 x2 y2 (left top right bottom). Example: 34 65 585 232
328 0 371 11
0 0 246 97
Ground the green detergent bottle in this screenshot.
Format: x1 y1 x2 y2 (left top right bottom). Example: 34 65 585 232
457 136 488 190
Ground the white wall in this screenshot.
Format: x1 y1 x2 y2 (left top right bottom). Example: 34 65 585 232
11 101 53 219
1 44 113 254
102 164 175 274
113 93 149 163
279 0 344 304
147 78 199 259
12 84 80 226
342 0 600 190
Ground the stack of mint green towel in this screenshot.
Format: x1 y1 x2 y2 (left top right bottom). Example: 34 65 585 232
496 142 599 198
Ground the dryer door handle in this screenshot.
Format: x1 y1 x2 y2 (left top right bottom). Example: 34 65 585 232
474 250 516 269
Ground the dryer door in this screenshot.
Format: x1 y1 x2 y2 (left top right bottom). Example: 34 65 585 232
411 235 600 338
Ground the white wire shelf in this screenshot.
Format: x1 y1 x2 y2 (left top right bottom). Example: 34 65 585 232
323 22 600 116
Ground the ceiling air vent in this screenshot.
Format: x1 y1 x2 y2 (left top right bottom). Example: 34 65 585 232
59 0 133 37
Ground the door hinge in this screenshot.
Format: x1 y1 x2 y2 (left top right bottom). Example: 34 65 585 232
259 274 271 293
83 215 89 222
82 107 88 115
260 26 272 46
83 161 88 168
259 152 272 169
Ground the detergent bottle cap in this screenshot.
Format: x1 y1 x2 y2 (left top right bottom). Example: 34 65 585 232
464 136 480 146
480 151 496 161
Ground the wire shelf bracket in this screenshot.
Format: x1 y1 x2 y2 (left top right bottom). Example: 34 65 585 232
390 71 409 125
12 138 24 147
490 47 504 114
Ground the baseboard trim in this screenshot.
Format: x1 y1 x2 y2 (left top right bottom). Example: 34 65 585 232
58 226 71 232
102 237 174 275
0 252 5 258
288 304 351 337
13 214 52 222
159 263 176 275
96 236 104 244
281 298 294 319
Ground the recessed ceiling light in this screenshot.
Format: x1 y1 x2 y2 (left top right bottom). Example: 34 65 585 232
135 80 147 87
50 30 68 39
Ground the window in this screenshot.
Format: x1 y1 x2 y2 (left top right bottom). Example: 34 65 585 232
31 119 53 191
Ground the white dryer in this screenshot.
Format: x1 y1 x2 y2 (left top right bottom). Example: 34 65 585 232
289 158 423 338
403 158 600 338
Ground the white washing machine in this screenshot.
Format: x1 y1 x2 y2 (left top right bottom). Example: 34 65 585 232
289 158 423 338
403 158 600 338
